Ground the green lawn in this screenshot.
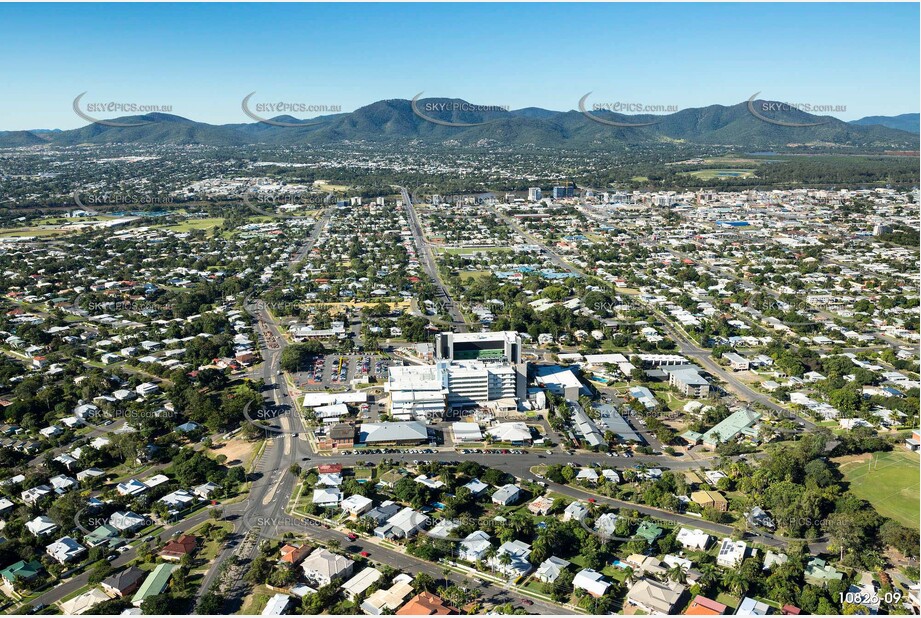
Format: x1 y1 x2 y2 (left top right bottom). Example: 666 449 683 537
155 217 225 232
837 450 920 528
437 246 513 255
459 271 490 282
680 168 756 180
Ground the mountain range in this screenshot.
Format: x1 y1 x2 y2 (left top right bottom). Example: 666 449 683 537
850 113 920 134
1 98 918 151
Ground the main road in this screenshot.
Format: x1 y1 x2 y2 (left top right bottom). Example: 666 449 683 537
400 186 468 333
489 204 817 429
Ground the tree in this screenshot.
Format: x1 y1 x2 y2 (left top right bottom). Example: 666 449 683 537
140 595 174 615
413 572 435 592
196 592 225 614
666 563 687 584
879 520 919 558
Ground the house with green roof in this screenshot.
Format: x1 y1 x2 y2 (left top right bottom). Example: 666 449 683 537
635 521 664 544
701 409 761 449
85 524 124 548
131 563 176 606
378 469 406 488
804 558 843 586
1 560 43 588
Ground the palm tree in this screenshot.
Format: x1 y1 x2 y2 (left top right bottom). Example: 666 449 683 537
498 551 512 577
484 546 498 573
722 568 748 598
442 566 452 589
698 563 719 591
666 563 687 584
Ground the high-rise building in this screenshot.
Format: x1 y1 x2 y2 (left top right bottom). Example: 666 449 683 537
435 331 522 364
552 183 575 199
387 332 527 418
528 187 542 201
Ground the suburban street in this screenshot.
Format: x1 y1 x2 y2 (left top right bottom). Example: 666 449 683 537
401 186 469 333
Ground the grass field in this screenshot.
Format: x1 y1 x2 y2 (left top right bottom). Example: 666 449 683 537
680 168 756 179
836 450 920 528
0 227 73 238
459 271 491 282
436 246 513 255
155 217 225 232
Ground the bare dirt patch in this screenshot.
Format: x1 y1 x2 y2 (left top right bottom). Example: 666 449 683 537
209 437 257 467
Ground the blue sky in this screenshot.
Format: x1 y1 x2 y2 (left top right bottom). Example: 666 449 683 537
1 2 918 130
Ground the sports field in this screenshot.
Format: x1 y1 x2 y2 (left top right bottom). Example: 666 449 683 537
680 168 757 179
836 449 920 528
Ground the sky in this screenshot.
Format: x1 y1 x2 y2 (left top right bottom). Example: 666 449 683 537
0 2 918 130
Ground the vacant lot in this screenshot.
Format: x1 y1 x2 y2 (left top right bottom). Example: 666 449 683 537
835 450 920 528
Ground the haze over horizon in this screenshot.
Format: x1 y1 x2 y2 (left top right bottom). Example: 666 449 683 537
1 2 918 131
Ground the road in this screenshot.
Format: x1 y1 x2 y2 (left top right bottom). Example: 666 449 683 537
23 507 216 611
490 204 818 430
647 305 817 430
194 214 326 609
287 208 333 273
400 187 468 333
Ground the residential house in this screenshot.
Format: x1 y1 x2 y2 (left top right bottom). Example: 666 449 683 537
691 490 728 512
341 494 374 517
116 479 148 496
535 556 571 583
60 587 110 615
160 489 196 512
340 566 382 601
312 487 342 508
746 506 775 529
685 595 728 615
488 540 532 578
364 500 401 526
110 511 147 533
0 560 43 588
261 593 292 616
26 515 58 537
159 535 197 561
458 531 492 563
279 543 311 565
804 558 843 586
527 495 554 515
737 597 770 615
21 484 52 506
677 528 712 551
300 548 354 586
635 521 664 544
132 564 176 607
627 578 686 614
573 568 611 597
361 576 415 615
716 538 754 568
594 512 620 538
102 566 146 598
395 592 458 615
563 501 589 522
374 507 427 539
46 536 86 564
491 484 520 506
